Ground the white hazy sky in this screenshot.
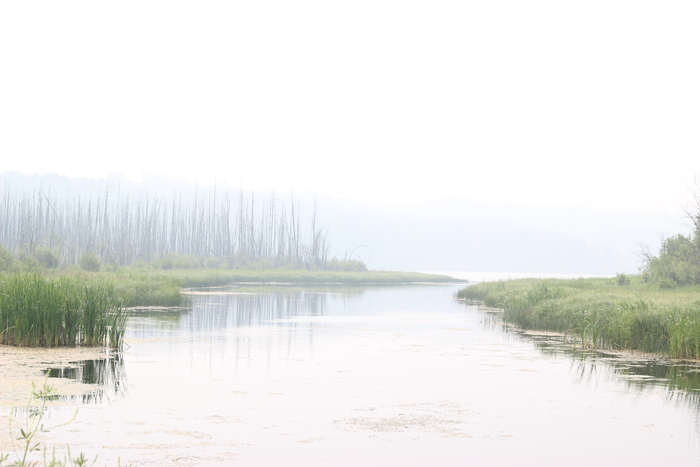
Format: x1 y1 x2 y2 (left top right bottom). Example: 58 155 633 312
1 1 698 213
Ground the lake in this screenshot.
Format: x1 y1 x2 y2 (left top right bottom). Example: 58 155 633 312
15 279 700 465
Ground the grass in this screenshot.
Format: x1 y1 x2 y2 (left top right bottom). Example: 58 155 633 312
0 273 126 348
51 268 460 307
171 268 459 287
0 268 457 347
457 275 700 359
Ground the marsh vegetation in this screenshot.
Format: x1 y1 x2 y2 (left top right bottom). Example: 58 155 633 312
4 284 698 465
0 273 126 349
459 190 700 359
458 276 700 359
0 181 456 348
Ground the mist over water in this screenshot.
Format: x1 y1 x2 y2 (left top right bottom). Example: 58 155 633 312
1 172 679 275
34 283 700 466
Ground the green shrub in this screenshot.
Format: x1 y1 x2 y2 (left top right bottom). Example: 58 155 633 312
33 247 60 269
616 273 630 286
79 251 101 272
15 252 39 271
643 234 700 287
0 245 14 271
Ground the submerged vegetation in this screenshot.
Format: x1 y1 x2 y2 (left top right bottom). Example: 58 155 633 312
458 276 700 359
0 273 126 348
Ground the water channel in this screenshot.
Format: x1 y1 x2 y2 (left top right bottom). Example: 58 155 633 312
18 279 700 465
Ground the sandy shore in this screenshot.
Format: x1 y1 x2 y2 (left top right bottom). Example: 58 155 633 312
0 345 111 453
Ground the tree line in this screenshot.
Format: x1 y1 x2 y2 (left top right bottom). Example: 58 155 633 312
642 189 700 287
0 184 363 272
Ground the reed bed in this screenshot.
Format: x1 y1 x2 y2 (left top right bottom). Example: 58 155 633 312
0 273 126 348
457 277 700 359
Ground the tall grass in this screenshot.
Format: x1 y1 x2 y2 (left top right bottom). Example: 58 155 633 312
457 277 700 359
0 273 126 348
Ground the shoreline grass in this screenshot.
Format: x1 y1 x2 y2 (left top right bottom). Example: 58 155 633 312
457 275 700 359
0 268 459 347
0 273 126 348
50 268 462 307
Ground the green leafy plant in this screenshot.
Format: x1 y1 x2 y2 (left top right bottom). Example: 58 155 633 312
78 252 101 272
615 273 630 286
33 248 60 269
1 380 91 467
1 380 133 467
0 246 14 272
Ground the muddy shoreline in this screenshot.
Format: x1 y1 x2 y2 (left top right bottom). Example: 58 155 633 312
0 345 112 452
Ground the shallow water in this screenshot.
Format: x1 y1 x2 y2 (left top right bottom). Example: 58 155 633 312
19 283 700 465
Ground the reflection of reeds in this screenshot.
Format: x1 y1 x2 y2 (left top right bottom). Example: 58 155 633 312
183 291 328 333
0 273 126 348
124 289 332 338
510 328 700 410
458 278 700 359
40 354 128 404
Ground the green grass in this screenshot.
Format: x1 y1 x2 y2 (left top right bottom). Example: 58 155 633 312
50 268 460 307
0 273 126 348
457 275 700 359
169 268 459 287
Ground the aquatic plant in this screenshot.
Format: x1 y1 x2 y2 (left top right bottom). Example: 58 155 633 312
457 277 700 359
0 380 81 467
0 380 131 466
0 273 126 348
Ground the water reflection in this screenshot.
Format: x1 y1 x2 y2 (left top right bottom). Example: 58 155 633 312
184 290 327 331
19 285 700 465
121 287 372 381
42 354 127 404
504 325 700 410
126 286 373 337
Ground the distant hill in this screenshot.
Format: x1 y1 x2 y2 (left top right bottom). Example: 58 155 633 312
1 172 681 274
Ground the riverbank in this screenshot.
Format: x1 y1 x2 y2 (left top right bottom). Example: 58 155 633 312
7 281 700 466
49 268 461 307
457 275 700 359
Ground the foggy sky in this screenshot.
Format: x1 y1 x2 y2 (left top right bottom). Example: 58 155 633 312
1 1 698 212
1 2 698 273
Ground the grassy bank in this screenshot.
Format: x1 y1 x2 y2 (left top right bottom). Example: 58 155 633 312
457 276 700 359
52 269 459 307
0 269 457 348
172 269 458 287
0 273 126 348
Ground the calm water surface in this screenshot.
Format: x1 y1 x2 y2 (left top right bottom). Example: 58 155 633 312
37 282 700 465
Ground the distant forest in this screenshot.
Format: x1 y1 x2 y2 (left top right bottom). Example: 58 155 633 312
0 176 365 272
